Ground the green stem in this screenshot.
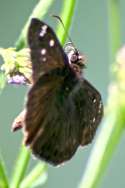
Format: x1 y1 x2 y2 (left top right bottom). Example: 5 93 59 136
10 145 31 188
79 1 122 188
20 163 47 188
79 109 125 188
15 0 55 50
0 157 9 188
108 0 121 61
56 0 77 45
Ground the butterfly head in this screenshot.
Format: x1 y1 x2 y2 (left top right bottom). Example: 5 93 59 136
64 42 86 75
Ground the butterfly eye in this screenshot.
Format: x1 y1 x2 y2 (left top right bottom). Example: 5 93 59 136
70 53 78 62
67 50 78 64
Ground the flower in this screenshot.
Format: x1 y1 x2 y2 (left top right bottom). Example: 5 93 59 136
7 75 26 85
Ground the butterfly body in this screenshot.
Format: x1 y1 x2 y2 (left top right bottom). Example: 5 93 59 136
13 18 103 166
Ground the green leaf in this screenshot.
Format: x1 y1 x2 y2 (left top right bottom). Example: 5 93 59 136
20 163 47 188
0 155 9 188
10 145 31 188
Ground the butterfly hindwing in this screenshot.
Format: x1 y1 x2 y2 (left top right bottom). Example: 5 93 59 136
74 79 103 146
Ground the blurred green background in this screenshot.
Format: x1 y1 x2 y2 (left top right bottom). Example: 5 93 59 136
0 0 125 188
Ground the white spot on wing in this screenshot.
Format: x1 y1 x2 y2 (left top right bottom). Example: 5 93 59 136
42 57 47 62
42 25 47 30
98 102 102 113
41 48 46 55
98 109 101 114
39 25 48 37
93 98 96 103
49 39 55 47
92 117 96 123
99 102 102 109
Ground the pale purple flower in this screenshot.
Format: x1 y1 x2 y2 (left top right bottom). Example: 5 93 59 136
8 75 26 85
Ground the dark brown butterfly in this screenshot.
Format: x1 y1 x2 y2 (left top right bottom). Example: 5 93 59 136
12 18 103 166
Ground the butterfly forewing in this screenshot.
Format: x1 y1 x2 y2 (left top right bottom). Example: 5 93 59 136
24 72 63 146
25 71 82 165
25 18 71 147
28 18 68 82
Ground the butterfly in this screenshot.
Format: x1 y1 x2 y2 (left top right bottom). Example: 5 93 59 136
12 18 103 166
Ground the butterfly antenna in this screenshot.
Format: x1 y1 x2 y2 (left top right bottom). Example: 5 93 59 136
51 15 74 44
